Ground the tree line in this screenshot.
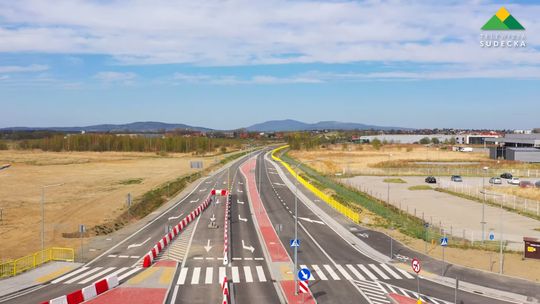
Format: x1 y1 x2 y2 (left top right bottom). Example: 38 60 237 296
16 134 243 153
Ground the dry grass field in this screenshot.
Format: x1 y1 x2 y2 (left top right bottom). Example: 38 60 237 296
492 186 540 202
289 144 489 175
0 150 224 260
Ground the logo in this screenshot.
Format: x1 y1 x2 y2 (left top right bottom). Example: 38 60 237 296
480 7 526 48
482 7 524 30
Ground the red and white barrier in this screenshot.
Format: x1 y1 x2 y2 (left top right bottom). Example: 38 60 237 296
143 194 212 267
211 189 229 196
221 276 229 304
223 194 231 265
41 275 119 304
298 280 309 294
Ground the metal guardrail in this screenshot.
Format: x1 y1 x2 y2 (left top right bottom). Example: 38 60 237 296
272 146 361 223
0 247 74 278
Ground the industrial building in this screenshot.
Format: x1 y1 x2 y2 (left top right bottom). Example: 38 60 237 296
356 133 500 145
486 133 540 162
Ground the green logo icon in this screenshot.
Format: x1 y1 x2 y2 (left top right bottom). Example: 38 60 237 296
482 7 524 30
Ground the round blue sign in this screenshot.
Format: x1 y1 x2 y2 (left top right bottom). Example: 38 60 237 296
489 232 495 241
298 268 311 281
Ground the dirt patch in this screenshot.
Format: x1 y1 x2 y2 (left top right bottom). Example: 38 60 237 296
0 150 225 260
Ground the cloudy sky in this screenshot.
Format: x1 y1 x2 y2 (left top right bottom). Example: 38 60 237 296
1 0 539 129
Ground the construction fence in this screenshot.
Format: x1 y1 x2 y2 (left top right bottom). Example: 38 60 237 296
0 247 74 279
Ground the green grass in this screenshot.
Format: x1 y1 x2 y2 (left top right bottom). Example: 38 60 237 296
408 185 432 191
383 178 406 184
119 178 143 185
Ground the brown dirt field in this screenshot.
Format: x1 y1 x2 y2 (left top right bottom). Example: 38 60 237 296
385 227 540 283
289 144 489 175
0 150 224 261
491 186 540 202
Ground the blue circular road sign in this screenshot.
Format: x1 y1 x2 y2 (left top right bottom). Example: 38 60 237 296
298 268 311 281
489 231 495 241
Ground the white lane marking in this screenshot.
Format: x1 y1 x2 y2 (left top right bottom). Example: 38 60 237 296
108 255 117 258
79 267 116 284
232 266 240 283
254 257 264 261
219 267 226 285
168 213 184 220
243 266 253 283
52 267 89 284
177 268 188 285
312 265 327 280
395 267 415 279
380 264 402 280
118 255 129 258
64 267 103 284
127 237 151 249
336 264 352 280
255 266 267 282
358 264 378 281
300 265 315 281
205 267 213 284
346 264 366 281
191 267 201 285
323 264 340 280
369 264 390 280
97 267 129 282
118 267 141 281
130 256 140 259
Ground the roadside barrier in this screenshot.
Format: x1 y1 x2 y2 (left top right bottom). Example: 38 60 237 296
221 276 229 304
212 189 229 196
0 247 74 278
142 194 212 267
223 194 231 265
40 274 119 304
271 146 360 223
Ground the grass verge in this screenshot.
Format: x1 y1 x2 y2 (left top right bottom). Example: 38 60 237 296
408 185 433 191
384 178 406 184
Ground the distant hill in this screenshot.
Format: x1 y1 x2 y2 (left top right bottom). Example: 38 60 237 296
246 119 407 132
1 121 212 133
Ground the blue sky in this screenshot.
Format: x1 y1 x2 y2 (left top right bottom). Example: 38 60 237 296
1 0 539 130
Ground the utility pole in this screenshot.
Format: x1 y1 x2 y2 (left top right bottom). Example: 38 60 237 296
481 166 488 243
41 183 64 251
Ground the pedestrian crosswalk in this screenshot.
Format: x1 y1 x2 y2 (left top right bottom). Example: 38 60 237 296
51 266 142 285
176 263 412 285
355 280 451 304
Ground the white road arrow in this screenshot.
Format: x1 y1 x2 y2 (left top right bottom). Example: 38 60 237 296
168 213 184 220
190 198 199 203
298 217 325 225
238 215 248 222
210 214 216 222
242 240 255 253
237 189 244 193
204 239 213 252
127 237 151 249
237 201 245 205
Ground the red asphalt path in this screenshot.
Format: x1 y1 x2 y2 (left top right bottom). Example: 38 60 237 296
240 158 315 304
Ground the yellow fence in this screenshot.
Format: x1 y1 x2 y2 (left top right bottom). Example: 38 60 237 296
271 146 361 223
0 247 74 279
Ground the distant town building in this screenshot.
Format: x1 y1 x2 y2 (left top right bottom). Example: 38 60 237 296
355 133 500 145
486 133 540 163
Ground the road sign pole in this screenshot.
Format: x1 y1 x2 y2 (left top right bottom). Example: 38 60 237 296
294 174 299 296
454 277 459 304
442 246 445 276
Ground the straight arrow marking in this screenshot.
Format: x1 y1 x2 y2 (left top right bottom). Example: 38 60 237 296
204 239 213 252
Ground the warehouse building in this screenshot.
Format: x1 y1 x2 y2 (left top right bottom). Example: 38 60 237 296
486 134 540 162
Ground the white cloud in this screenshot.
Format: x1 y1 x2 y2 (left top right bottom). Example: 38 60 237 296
0 0 539 70
94 71 137 82
0 75 9 80
173 73 321 85
0 64 48 73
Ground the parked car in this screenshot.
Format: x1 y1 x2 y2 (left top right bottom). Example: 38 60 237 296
536 181 540 188
519 181 534 188
507 177 520 185
489 177 502 185
500 173 513 179
425 176 437 184
450 175 462 182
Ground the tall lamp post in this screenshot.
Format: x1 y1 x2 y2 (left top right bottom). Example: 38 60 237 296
292 159 315 295
481 189 504 274
41 183 64 251
481 166 488 243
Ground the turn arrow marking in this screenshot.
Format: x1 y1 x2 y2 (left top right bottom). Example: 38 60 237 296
238 215 248 222
298 217 325 225
242 240 255 253
127 237 151 249
168 213 184 220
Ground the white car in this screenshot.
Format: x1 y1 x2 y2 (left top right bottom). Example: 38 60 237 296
507 177 520 185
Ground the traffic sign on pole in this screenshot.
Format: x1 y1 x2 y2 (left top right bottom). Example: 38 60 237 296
290 239 300 247
412 258 421 273
489 231 495 241
440 237 448 247
298 268 311 281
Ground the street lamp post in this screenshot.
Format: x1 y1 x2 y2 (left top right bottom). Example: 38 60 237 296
481 189 504 274
41 183 64 251
481 167 488 243
387 153 393 259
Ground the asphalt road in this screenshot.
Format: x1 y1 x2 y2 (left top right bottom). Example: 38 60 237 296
0 153 254 304
259 150 515 304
